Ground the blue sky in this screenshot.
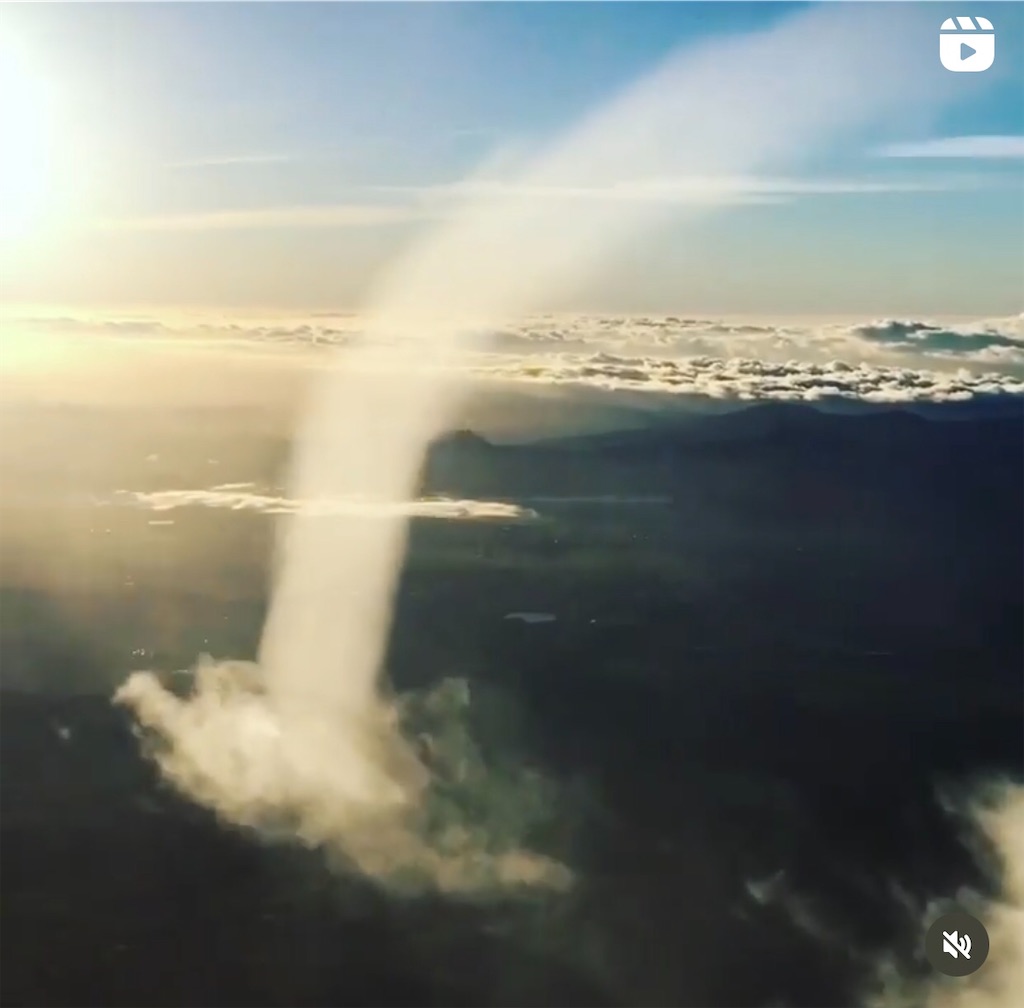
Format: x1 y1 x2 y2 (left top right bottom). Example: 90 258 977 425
1 2 1021 316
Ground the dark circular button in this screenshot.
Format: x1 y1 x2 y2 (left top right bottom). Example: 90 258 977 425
924 911 989 977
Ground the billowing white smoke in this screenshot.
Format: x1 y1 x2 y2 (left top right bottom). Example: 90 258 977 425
116 4 970 893
944 784 1024 1008
119 660 568 893
869 782 1024 1008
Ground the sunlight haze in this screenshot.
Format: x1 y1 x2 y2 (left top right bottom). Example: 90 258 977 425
0 2 1021 316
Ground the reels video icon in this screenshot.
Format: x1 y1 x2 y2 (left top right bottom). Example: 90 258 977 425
940 17 995 73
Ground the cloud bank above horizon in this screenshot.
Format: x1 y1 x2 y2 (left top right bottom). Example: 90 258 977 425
5 309 1023 410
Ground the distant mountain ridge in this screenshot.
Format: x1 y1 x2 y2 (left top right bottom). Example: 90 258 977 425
430 399 1024 453
419 400 1023 506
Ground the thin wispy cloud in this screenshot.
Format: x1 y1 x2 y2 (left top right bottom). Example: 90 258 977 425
877 135 1024 159
167 152 300 169
94 203 434 232
85 170 988 235
448 126 509 141
377 174 976 207
114 487 539 522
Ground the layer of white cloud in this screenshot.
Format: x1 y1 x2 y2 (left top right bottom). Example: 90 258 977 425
469 352 1024 404
6 312 1023 406
878 135 1024 159
477 314 1024 370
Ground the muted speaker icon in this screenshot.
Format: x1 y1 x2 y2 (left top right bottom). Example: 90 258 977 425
925 912 989 977
942 930 971 959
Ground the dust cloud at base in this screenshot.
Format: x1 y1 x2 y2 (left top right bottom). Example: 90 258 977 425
117 658 570 895
866 782 1024 1008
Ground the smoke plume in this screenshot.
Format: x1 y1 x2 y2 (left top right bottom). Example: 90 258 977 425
116 3 973 895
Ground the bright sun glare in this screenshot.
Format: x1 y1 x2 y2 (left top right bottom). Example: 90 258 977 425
0 38 58 242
